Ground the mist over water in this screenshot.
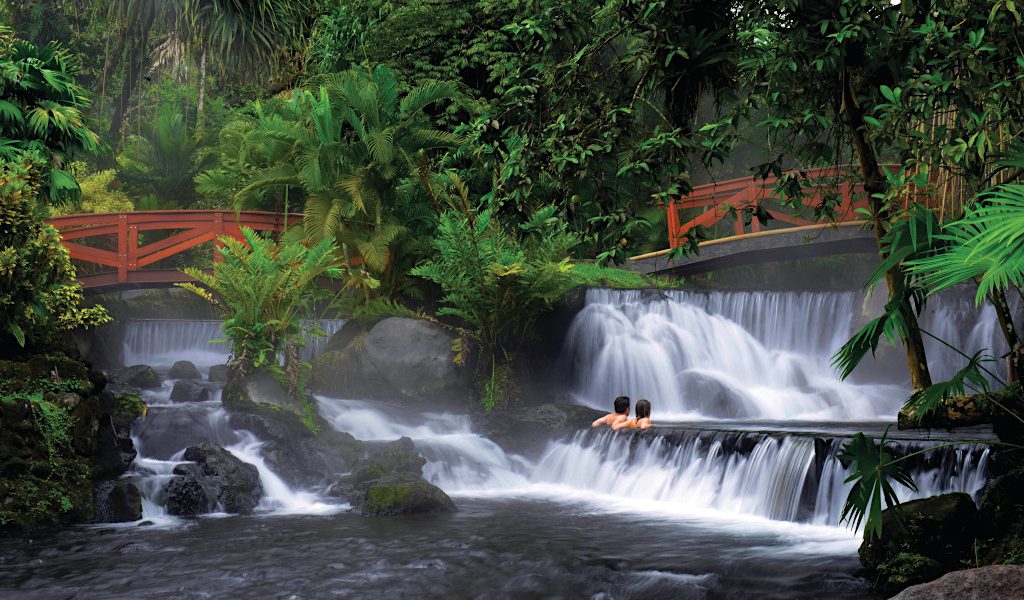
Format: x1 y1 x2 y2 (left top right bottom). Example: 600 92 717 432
11 286 998 598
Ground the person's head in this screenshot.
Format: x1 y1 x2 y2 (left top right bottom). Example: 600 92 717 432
613 396 630 415
635 399 651 420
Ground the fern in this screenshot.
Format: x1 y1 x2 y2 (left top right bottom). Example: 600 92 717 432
176 227 340 395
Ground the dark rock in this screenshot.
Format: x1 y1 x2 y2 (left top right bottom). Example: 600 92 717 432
168 360 201 380
859 493 980 595
337 437 456 517
133 406 241 460
891 564 1024 600
166 443 263 515
223 371 300 412
115 364 161 389
312 317 471 404
208 364 229 383
169 379 210 403
165 468 213 516
93 480 142 523
677 371 755 418
221 373 361 488
472 403 606 459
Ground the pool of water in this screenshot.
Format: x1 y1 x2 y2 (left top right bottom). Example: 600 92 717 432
0 497 874 599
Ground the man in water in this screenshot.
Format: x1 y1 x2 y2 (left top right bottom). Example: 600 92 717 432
591 396 631 428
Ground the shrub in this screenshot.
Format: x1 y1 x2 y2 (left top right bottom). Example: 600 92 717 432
0 161 109 352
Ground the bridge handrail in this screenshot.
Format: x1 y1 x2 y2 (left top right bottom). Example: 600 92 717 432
664 163 897 248
49 209 305 291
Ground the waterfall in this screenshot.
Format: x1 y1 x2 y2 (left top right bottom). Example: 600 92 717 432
533 428 989 526
560 288 1005 420
317 397 532 492
122 318 346 370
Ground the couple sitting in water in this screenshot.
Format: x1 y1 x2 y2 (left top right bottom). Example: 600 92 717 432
591 395 652 430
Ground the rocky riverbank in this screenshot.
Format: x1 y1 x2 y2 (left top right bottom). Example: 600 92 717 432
0 354 145 531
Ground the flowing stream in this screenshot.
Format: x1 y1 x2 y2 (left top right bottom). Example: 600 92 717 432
0 288 1003 598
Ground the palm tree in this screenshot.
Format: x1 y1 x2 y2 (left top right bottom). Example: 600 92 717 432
116 104 201 207
907 184 1024 380
225 65 464 273
0 29 101 207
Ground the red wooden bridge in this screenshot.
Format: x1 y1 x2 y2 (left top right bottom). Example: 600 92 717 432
49 210 302 291
664 165 871 247
630 164 912 275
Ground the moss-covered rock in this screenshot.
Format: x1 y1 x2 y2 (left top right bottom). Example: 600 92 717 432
859 493 980 595
333 437 456 517
362 481 456 517
0 354 140 530
221 372 362 488
112 392 146 425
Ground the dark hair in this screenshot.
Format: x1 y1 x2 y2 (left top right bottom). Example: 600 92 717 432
613 396 630 414
634 399 651 420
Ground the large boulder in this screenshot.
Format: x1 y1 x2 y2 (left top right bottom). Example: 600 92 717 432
169 379 210 402
114 364 161 389
312 317 471 404
891 565 1024 600
168 360 201 380
859 493 980 595
472 402 606 459
222 373 361 488
208 364 229 383
333 437 455 517
165 443 263 515
93 479 142 523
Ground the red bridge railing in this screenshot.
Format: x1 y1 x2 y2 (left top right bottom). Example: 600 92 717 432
48 210 302 290
665 165 879 248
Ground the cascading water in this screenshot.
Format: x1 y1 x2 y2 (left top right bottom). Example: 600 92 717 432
121 321 348 522
123 318 345 370
532 428 989 526
317 397 531 492
560 288 1005 420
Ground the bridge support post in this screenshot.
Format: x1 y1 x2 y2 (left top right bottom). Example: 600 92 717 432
213 212 224 265
117 214 128 283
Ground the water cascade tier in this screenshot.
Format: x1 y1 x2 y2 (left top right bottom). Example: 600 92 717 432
123 318 345 370
560 288 1006 420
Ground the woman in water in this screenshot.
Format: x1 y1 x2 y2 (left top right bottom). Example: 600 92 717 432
612 398 652 430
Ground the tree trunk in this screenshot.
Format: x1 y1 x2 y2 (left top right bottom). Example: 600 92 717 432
197 50 207 130
842 73 933 391
109 27 151 143
988 287 1023 382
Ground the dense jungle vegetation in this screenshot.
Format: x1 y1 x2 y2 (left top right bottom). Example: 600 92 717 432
2 0 1024 550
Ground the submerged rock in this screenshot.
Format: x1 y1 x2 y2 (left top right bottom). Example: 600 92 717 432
208 364 229 383
335 437 456 517
312 317 472 404
168 360 201 380
169 379 210 402
93 479 142 523
891 564 1024 600
115 364 161 389
165 443 263 515
859 493 980 595
677 371 754 418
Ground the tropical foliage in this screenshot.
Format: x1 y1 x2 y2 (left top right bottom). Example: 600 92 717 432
0 160 109 353
0 27 101 207
411 176 582 409
177 228 341 396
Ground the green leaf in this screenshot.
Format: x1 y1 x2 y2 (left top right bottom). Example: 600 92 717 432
9 323 25 347
839 429 917 540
